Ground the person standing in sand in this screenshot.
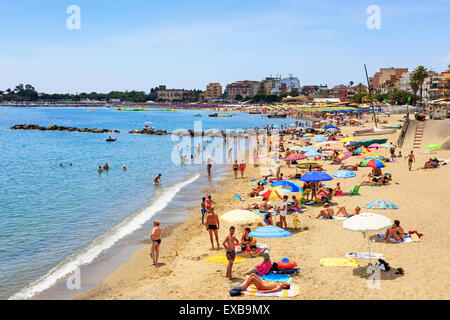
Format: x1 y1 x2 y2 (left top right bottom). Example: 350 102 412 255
406 151 416 171
278 195 288 229
150 221 162 266
201 197 207 225
239 161 246 178
222 226 239 280
233 161 239 179
206 207 220 249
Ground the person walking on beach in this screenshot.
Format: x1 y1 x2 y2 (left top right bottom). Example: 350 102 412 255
406 151 416 171
153 173 162 184
278 195 288 229
239 160 246 179
150 220 162 266
207 156 213 176
222 226 239 280
206 207 220 250
233 160 239 179
201 197 207 225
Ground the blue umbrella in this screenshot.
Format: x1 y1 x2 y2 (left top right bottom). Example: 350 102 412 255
300 147 316 152
300 171 333 182
304 151 322 158
313 136 327 142
324 125 337 130
345 141 360 147
325 127 339 132
249 226 292 238
333 170 357 178
270 181 302 192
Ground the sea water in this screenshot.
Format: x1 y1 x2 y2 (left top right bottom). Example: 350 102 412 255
0 106 303 299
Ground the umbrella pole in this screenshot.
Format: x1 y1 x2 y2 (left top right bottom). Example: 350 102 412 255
367 232 372 266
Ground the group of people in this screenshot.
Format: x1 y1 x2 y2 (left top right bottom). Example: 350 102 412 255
97 163 127 173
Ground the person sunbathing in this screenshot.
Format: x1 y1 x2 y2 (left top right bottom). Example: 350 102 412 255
333 183 342 195
287 195 302 211
315 203 334 219
335 206 361 217
423 158 436 169
368 167 383 178
248 183 264 197
241 274 290 293
243 252 272 276
383 220 405 243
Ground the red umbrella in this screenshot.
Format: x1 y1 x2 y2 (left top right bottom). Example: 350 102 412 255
285 153 307 161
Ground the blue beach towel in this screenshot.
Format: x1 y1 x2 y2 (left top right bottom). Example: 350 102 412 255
232 195 241 199
320 217 347 220
260 273 292 282
253 210 277 216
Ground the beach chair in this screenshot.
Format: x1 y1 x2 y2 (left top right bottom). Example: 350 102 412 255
349 185 361 196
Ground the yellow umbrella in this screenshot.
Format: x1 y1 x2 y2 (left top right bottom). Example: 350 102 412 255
219 210 262 225
341 137 358 143
259 188 290 201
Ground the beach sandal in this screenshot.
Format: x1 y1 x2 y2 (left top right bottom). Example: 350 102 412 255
395 268 404 275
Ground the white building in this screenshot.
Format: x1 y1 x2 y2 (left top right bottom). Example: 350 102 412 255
271 74 301 96
399 72 414 93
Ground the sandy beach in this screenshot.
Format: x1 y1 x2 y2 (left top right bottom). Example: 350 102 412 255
74 113 450 300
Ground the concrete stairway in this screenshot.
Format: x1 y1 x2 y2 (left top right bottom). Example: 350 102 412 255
413 121 426 149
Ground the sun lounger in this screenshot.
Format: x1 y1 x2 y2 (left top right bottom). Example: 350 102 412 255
319 258 359 267
348 185 361 196
244 283 299 297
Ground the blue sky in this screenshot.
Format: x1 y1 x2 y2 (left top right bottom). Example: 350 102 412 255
0 0 449 93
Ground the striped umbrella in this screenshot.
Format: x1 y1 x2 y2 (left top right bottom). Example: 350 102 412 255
364 200 399 210
365 154 384 160
285 153 307 161
361 159 386 168
354 147 371 154
259 188 290 201
336 151 353 162
270 181 303 193
345 141 360 147
249 226 293 256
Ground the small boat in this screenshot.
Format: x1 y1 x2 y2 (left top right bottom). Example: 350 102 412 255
208 113 218 117
106 137 117 142
382 125 402 129
217 114 232 117
194 114 202 117
249 111 261 114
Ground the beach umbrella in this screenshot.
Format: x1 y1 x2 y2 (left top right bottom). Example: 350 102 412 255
285 153 307 161
325 125 337 130
364 200 399 210
325 127 339 132
419 149 437 154
304 151 322 158
290 146 303 151
220 210 262 225
354 147 371 154
259 188 290 201
379 143 396 149
343 213 392 265
270 181 303 193
336 151 353 162
341 137 358 143
316 141 337 146
249 226 293 255
299 137 311 141
333 170 357 179
345 141 360 147
424 144 441 150
365 154 384 160
300 171 333 182
368 143 381 148
313 136 328 142
323 145 342 151
300 147 317 152
361 159 386 168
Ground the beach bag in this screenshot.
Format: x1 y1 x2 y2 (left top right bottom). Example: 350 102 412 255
271 262 279 271
375 259 390 272
229 286 244 297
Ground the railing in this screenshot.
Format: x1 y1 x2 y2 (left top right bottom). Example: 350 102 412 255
397 113 410 148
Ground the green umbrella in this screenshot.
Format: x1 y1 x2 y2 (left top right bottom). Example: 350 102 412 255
424 144 441 150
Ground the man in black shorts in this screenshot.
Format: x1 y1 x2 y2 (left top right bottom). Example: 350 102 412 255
206 207 220 249
222 226 239 280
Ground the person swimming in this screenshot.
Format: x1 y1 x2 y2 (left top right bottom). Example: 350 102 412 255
153 174 162 184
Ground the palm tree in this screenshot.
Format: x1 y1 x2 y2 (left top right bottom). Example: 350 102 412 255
409 75 419 97
355 83 365 95
349 81 354 87
413 66 428 100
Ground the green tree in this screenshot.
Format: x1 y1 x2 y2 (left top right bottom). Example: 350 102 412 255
409 75 419 97
349 81 354 87
234 94 243 101
355 83 366 95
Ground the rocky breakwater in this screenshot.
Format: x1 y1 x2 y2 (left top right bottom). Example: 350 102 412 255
11 124 120 134
129 128 169 135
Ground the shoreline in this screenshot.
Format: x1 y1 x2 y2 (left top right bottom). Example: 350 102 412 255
74 113 450 300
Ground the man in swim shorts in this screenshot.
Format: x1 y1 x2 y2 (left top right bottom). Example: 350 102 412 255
150 220 162 266
406 151 415 171
315 203 335 219
205 207 220 249
222 226 239 280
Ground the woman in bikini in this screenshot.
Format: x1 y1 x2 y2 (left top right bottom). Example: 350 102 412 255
241 274 291 293
241 227 256 252
233 161 239 179
150 220 162 266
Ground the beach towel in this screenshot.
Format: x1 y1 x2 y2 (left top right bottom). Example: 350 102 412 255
334 192 346 197
410 234 422 242
244 284 299 297
204 255 247 264
259 273 292 282
253 210 277 216
320 216 347 221
232 195 241 199
377 234 413 243
346 252 384 260
320 258 359 267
